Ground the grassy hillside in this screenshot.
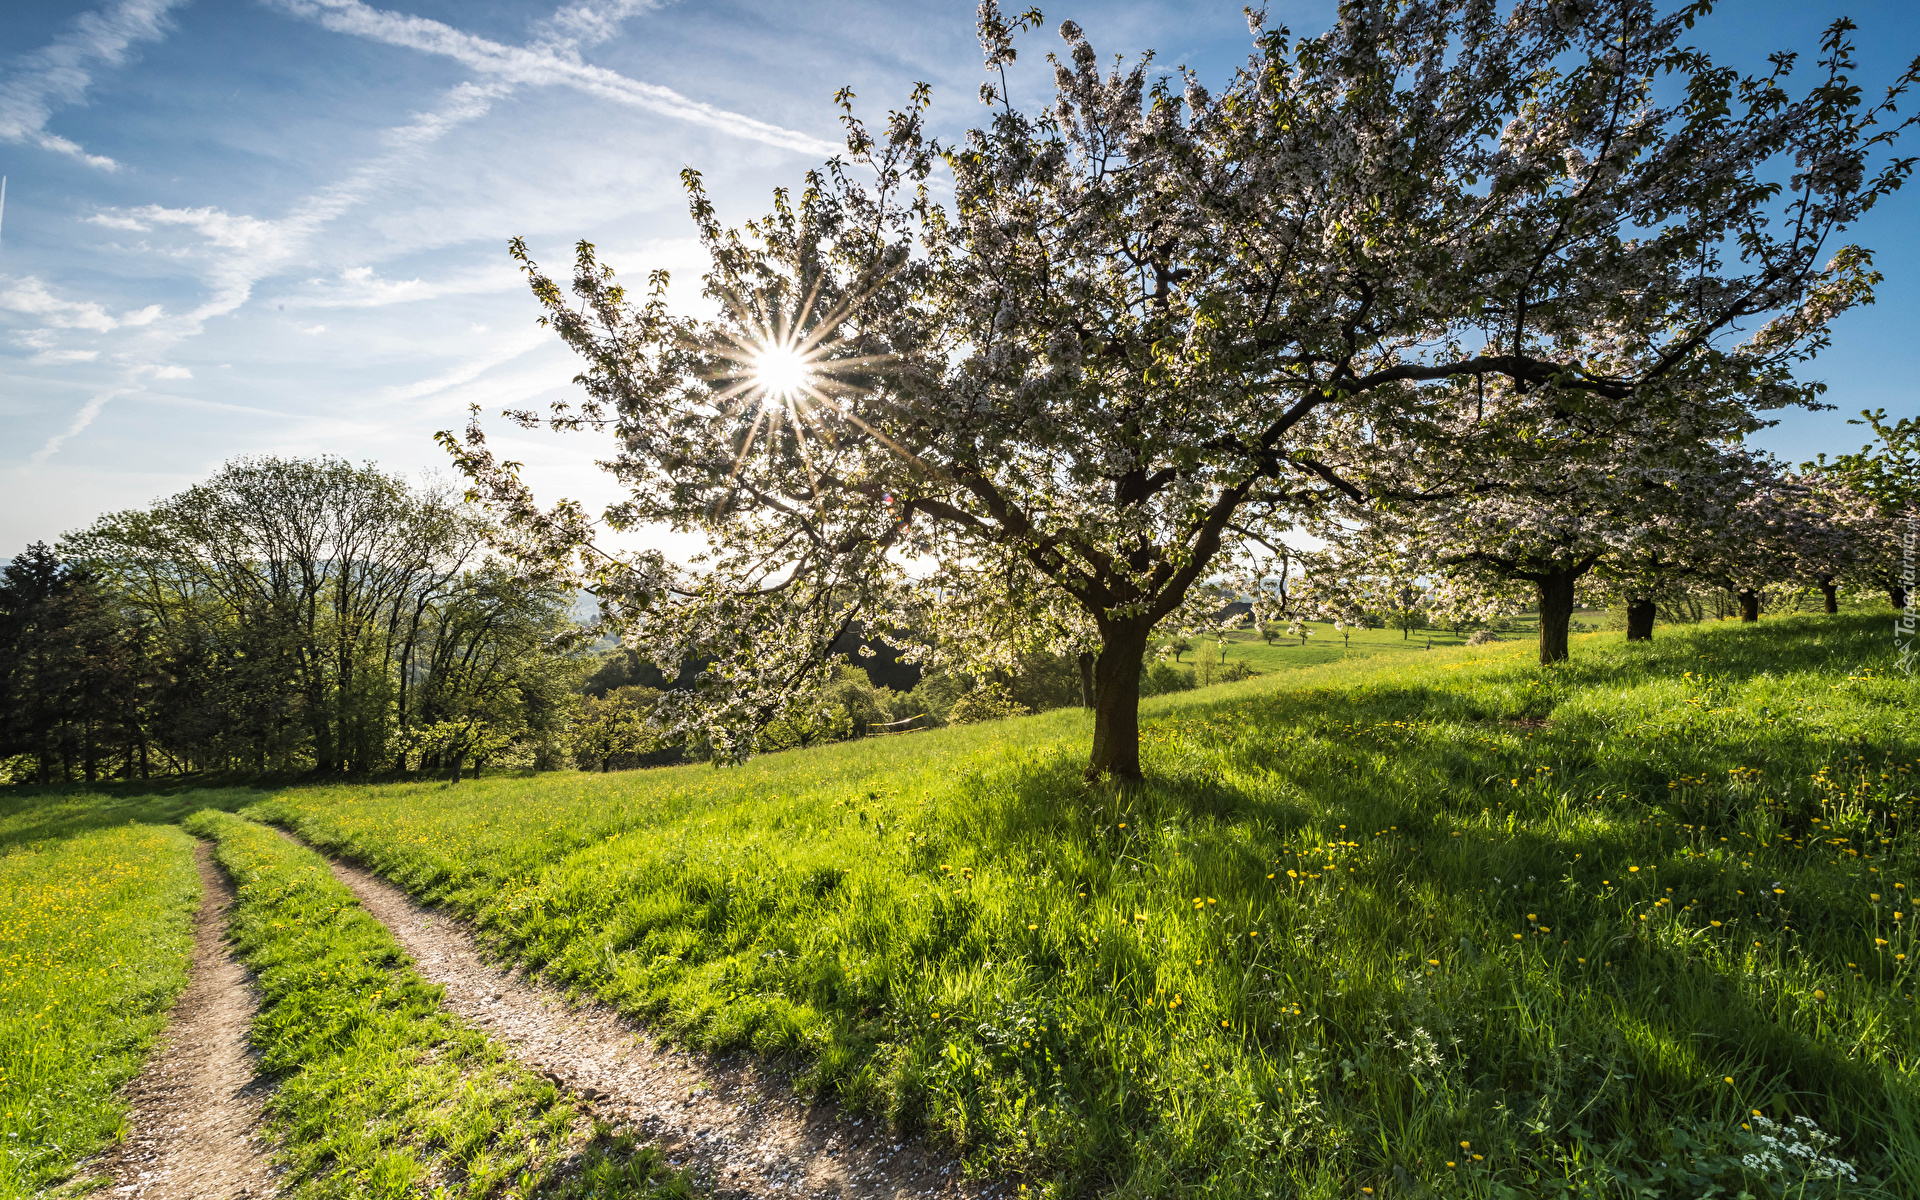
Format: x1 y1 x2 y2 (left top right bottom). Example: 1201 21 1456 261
241 613 1920 1199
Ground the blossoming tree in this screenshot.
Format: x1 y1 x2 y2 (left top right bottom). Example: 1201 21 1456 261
443 1 1918 778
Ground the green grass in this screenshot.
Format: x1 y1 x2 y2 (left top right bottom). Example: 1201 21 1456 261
0 819 200 1198
181 809 690 1199
230 613 1920 1198
0 788 269 1197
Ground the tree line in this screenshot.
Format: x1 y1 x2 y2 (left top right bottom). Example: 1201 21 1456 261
0 457 577 784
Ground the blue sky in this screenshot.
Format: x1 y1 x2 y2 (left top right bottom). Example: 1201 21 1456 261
2 0 1917 557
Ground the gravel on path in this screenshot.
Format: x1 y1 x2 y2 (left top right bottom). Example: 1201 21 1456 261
93 841 278 1199
314 847 1005 1200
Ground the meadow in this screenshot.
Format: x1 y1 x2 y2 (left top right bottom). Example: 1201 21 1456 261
0 789 246 1197
231 613 1920 1199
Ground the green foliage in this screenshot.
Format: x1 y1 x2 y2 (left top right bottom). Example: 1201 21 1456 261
1139 659 1196 697
38 457 583 779
819 666 897 733
571 686 666 771
0 820 199 1197
894 673 967 728
180 809 689 1198
233 614 1920 1196
1008 652 1086 715
1814 409 1920 519
948 683 1031 726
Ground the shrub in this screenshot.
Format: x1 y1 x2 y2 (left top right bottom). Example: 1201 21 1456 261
947 684 1030 725
1139 659 1196 696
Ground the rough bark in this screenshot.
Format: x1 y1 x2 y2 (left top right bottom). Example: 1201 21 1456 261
1737 588 1760 622
1625 597 1656 641
1536 572 1578 665
1077 651 1095 709
1087 621 1151 781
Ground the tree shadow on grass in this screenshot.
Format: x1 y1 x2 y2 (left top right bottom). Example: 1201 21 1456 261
940 613 1919 1190
1090 618 1919 1186
0 782 273 850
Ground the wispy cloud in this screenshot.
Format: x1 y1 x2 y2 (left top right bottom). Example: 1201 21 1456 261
89 80 516 332
530 0 664 56
0 274 159 331
379 326 551 404
293 262 522 309
0 0 189 170
26 362 194 465
29 385 129 465
20 79 515 466
267 0 839 156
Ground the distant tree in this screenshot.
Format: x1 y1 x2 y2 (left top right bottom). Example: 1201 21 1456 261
1167 637 1193 663
63 457 578 776
0 544 147 783
571 686 664 771
1805 409 1920 609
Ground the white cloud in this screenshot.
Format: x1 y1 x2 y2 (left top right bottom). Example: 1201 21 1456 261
380 327 551 403
268 0 838 156
146 364 192 379
0 275 154 332
89 205 286 252
299 323 327 335
531 0 662 55
29 386 127 465
293 262 521 309
0 0 189 170
32 349 101 364
87 80 517 335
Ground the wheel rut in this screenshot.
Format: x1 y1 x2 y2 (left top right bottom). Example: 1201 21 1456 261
311 844 1003 1200
94 841 278 1198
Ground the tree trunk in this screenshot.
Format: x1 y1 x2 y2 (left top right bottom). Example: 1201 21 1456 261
1818 577 1838 614
1536 572 1578 665
1087 621 1151 781
1890 584 1910 611
450 755 462 784
1737 588 1760 622
1077 651 1095 708
1625 597 1656 642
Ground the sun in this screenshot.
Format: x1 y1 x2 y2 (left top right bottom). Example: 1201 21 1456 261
752 345 813 399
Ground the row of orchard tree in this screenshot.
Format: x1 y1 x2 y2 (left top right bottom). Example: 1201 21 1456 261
0 457 577 784
440 1 1920 782
1274 410 1917 657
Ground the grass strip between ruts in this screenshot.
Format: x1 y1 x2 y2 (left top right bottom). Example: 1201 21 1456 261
0 822 200 1199
182 809 689 1199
